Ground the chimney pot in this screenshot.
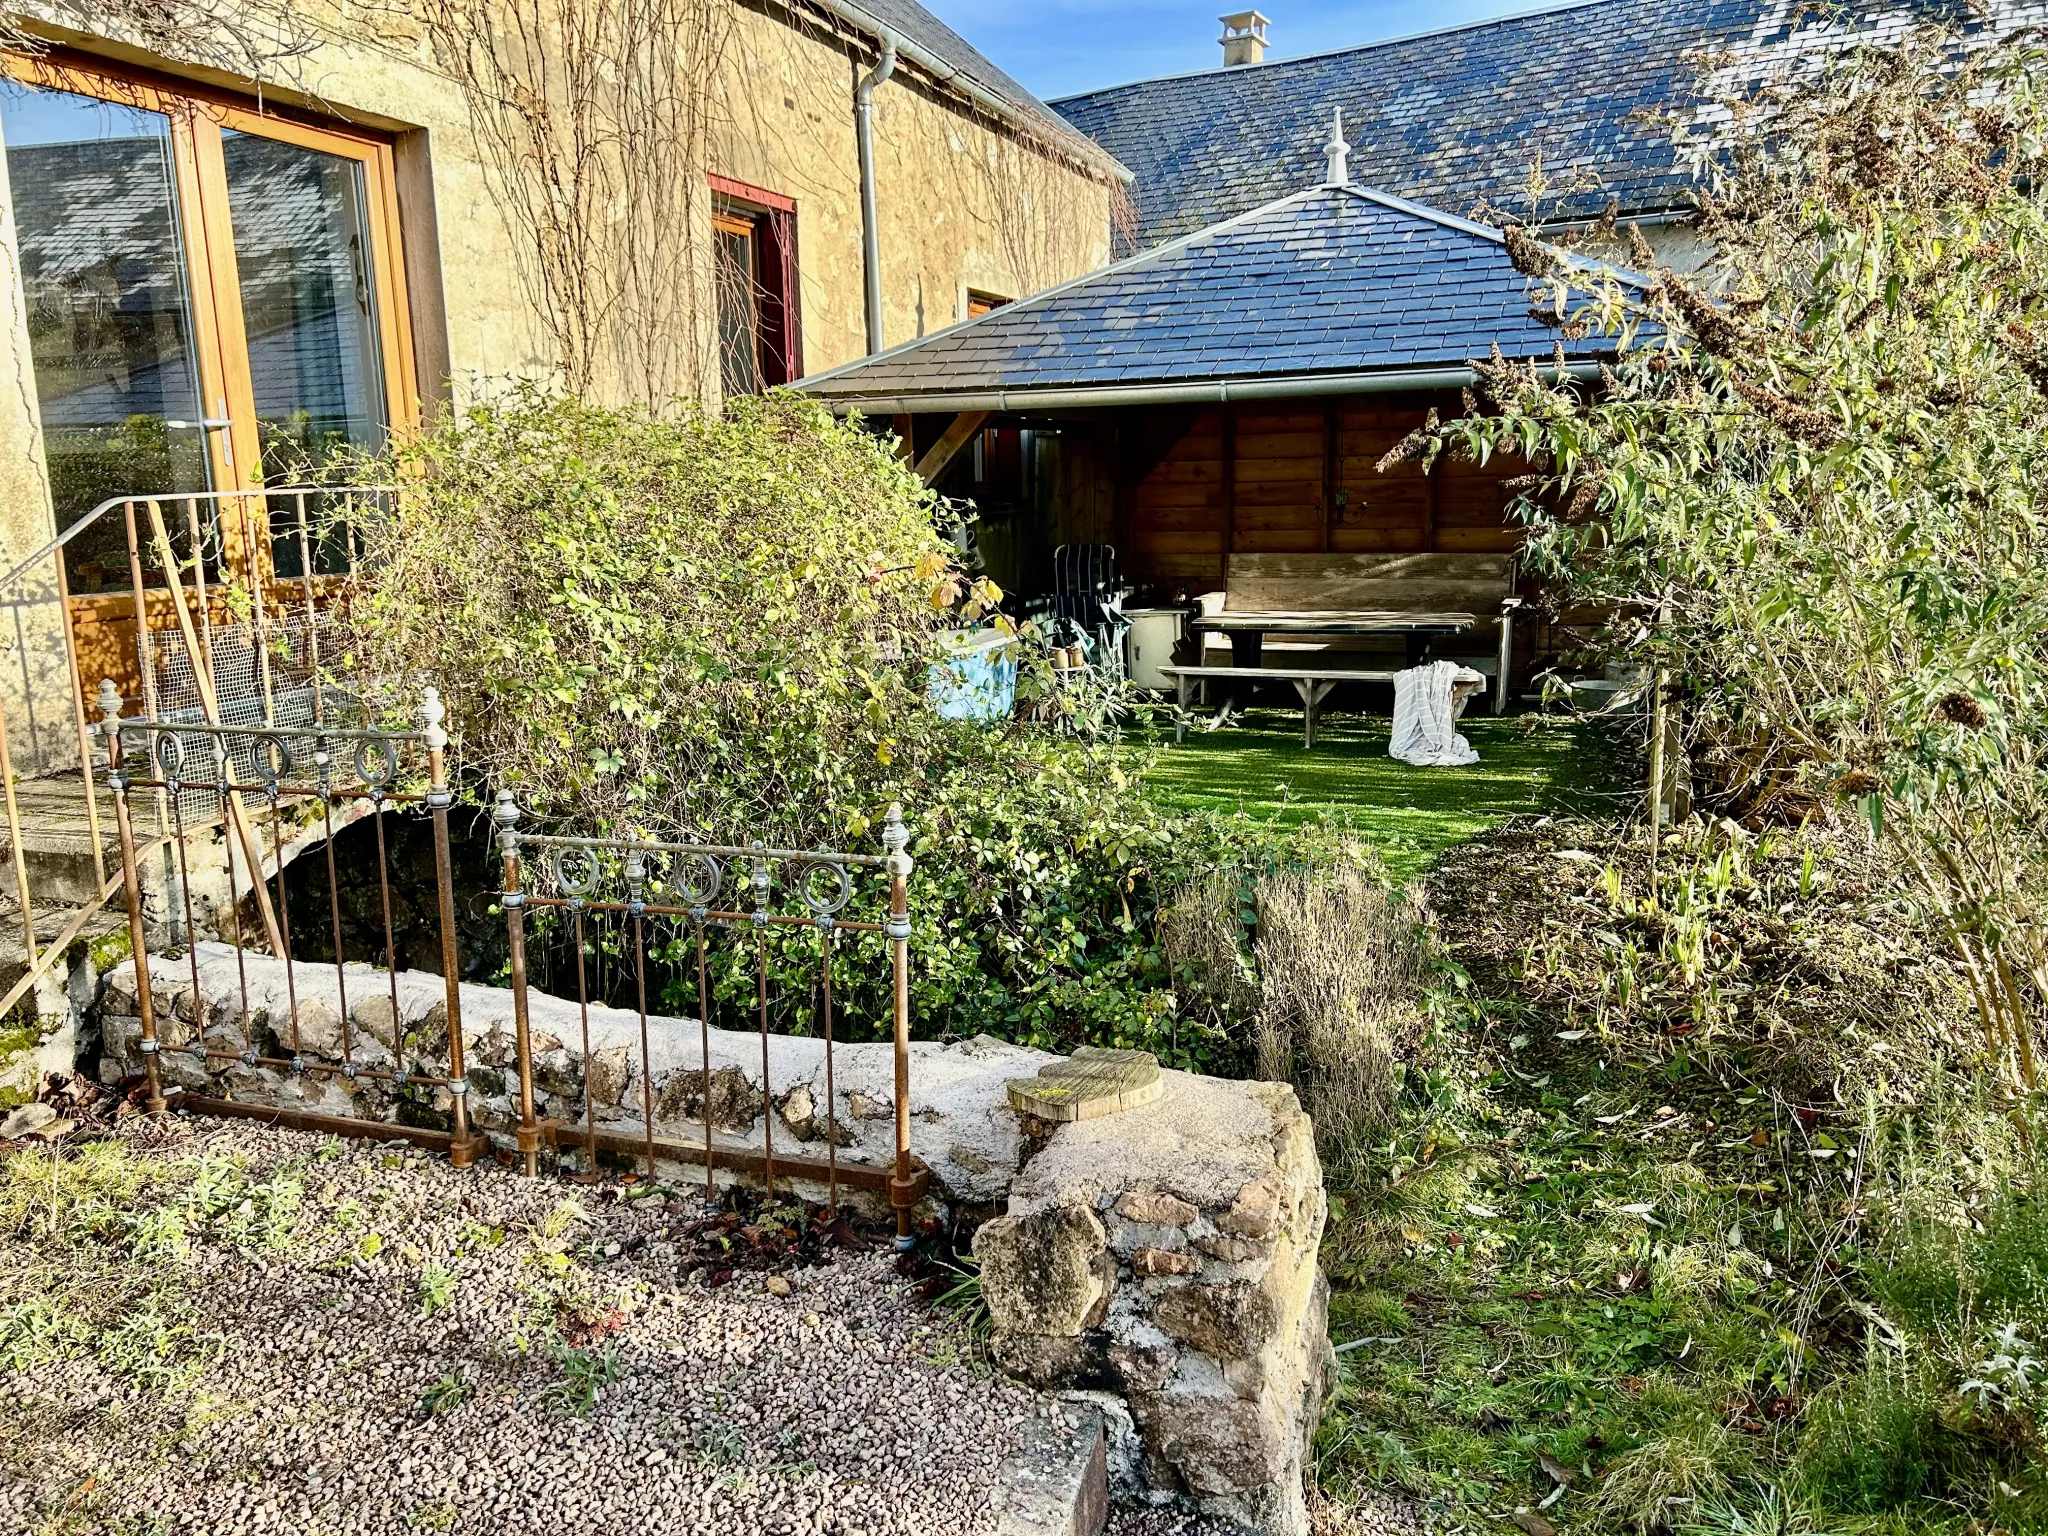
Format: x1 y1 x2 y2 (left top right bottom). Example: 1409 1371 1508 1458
1219 10 1269 66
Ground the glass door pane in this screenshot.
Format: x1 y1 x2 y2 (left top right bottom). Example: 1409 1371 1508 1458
715 210 763 398
0 81 212 594
220 129 387 577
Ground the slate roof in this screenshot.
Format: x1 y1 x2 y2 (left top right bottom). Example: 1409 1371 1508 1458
1051 0 2037 248
797 178 1635 409
822 0 1127 180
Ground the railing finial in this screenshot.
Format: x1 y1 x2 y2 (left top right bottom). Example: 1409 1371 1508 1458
421 685 447 751
882 801 913 876
94 678 122 730
492 787 521 852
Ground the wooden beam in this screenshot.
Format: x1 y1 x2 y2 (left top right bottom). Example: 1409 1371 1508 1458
912 410 992 483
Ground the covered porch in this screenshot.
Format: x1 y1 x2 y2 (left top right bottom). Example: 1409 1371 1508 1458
799 140 1639 717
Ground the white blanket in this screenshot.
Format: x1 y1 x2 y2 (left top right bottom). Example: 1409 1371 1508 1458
1389 660 1485 766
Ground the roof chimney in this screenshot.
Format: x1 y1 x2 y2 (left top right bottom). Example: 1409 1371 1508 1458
1219 11 1269 66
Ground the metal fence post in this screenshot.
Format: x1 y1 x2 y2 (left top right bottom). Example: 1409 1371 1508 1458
495 790 540 1176
423 690 478 1168
883 803 916 1248
98 682 163 1115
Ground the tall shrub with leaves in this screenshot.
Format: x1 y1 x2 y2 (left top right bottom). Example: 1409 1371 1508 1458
345 390 1208 1056
1421 29 2048 1093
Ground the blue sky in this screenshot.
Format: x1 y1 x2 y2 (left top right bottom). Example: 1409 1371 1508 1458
942 0 1569 101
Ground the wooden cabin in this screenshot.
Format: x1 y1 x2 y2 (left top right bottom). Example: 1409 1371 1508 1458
800 156 1631 694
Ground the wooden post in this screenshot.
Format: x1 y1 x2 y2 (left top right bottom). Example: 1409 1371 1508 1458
912 410 992 483
141 499 286 958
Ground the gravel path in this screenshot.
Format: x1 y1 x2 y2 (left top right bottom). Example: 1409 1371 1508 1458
0 1114 1049 1536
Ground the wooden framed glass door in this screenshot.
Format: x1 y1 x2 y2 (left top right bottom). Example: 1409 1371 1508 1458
0 51 416 695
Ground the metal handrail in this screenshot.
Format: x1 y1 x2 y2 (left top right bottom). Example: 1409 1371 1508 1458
0 485 390 1030
0 485 391 597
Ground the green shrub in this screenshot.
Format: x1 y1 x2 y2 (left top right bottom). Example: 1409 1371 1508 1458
346 388 1283 1062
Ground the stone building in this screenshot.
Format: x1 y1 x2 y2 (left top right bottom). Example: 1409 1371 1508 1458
0 0 1126 766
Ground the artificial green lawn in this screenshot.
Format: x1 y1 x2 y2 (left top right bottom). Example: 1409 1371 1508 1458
1132 705 1624 884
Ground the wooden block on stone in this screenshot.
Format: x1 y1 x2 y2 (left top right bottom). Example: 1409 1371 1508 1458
1007 1046 1162 1122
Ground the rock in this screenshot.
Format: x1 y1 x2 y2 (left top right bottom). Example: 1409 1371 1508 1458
1113 1189 1197 1227
981 1069 1330 1536
1152 1280 1279 1359
0 1102 57 1139
988 1332 1109 1390
1140 1391 1284 1497
764 1275 792 1298
656 1065 759 1132
845 1090 892 1121
351 995 402 1052
1107 1341 1177 1394
1130 1247 1199 1278
587 1045 632 1108
779 1082 816 1138
285 1000 346 1060
975 1204 1114 1337
775 1083 854 1146
1214 1178 1283 1239
1193 1234 1268 1264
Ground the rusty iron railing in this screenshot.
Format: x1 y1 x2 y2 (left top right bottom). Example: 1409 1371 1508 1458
0 487 388 1029
97 686 482 1165
95 692 927 1233
493 794 924 1242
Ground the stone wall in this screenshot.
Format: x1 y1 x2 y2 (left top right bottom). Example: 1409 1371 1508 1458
975 1075 1332 1536
95 947 1051 1210
91 951 1332 1533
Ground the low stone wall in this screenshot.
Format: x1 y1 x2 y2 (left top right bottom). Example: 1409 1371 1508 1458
974 1074 1331 1536
92 950 1333 1533
96 946 1049 1208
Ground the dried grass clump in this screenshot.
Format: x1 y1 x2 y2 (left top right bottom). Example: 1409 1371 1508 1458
1253 864 1426 1157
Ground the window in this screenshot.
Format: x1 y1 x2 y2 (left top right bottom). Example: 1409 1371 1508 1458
709 174 799 399
965 289 1009 320
0 55 415 596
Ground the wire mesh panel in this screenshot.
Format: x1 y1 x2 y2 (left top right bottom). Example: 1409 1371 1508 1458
494 797 922 1243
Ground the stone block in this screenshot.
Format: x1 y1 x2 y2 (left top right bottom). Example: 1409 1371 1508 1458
1113 1188 1198 1227
976 1203 1114 1337
980 1067 1330 1536
1130 1246 1199 1278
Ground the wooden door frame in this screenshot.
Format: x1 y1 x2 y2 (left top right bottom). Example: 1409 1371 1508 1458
0 48 420 689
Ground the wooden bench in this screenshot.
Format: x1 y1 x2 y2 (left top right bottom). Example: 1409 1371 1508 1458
1160 665 1398 748
1193 553 1521 713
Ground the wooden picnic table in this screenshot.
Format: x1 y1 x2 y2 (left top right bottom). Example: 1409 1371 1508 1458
1189 609 1478 669
1161 664 1400 748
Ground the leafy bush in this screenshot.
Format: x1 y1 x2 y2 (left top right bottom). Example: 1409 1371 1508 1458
1422 27 2048 1092
346 388 1259 1060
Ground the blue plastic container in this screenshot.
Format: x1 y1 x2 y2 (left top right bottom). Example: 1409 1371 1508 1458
928 629 1019 721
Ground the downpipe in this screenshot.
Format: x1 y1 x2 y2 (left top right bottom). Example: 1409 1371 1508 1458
855 30 897 355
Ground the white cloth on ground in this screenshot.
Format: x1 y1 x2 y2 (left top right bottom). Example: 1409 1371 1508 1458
1389 660 1485 766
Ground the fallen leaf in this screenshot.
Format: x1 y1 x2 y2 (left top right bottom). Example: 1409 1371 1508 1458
1536 1450 1578 1487
1509 1512 1558 1536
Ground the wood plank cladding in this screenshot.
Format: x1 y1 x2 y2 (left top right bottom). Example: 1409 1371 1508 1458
1122 394 1529 591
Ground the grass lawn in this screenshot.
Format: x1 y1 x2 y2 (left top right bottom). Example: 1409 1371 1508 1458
1131 703 1628 884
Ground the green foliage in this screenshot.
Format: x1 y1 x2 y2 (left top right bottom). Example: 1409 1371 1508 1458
1424 28 2048 1092
345 388 1292 1063
541 1343 621 1416
0 1142 306 1398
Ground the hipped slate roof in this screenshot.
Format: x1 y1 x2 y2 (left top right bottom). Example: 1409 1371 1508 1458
1051 0 2035 248
796 179 1635 411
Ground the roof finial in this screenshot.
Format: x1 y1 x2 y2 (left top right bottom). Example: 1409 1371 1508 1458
1322 106 1350 187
